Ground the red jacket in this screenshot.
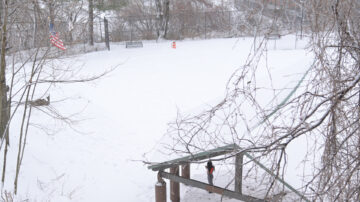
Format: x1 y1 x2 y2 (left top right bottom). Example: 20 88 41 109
206 162 215 174
209 167 214 174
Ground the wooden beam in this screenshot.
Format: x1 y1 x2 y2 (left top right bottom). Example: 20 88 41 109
149 144 238 171
159 171 266 202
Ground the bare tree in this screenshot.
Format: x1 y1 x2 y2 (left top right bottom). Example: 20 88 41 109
162 0 360 201
0 0 116 195
88 0 94 45
155 0 170 40
0 0 9 186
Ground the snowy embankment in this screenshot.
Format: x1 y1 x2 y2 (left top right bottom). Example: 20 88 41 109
6 36 311 201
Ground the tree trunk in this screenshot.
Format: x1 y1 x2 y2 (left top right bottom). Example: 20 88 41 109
48 0 55 25
14 56 38 194
0 0 8 140
155 0 170 41
0 0 2 33
163 0 170 38
14 83 32 195
69 15 74 43
155 0 163 40
2 135 8 183
0 0 8 185
33 1 38 48
88 0 94 45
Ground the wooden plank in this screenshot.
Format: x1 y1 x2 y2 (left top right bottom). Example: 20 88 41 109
148 144 237 171
159 171 266 202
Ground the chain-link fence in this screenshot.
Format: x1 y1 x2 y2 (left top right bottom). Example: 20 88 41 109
105 8 309 43
5 7 310 52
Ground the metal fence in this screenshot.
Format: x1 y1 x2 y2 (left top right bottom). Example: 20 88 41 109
106 10 245 42
5 8 309 52
105 9 309 43
6 19 105 52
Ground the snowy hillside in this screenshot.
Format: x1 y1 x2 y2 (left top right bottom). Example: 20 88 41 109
5 36 312 202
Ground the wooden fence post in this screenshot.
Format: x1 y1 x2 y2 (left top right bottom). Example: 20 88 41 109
181 164 190 179
235 153 244 194
155 172 166 202
170 166 180 202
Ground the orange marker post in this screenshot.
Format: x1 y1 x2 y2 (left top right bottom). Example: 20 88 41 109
172 41 176 49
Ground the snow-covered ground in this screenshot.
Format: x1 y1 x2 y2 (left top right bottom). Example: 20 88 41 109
4 36 313 201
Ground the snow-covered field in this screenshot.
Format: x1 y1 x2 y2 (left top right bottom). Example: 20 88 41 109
5 36 313 201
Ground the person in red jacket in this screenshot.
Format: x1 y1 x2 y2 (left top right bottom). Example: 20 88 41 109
206 160 215 187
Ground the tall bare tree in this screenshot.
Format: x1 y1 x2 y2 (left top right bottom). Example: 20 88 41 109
0 0 8 137
0 0 9 185
155 0 170 40
88 0 94 45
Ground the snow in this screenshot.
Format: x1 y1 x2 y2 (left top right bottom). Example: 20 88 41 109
5 36 312 201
